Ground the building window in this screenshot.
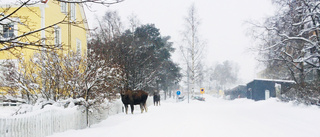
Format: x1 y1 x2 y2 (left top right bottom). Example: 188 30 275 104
70 2 76 21
60 2 67 14
54 26 61 47
2 24 15 38
0 18 18 39
76 38 81 54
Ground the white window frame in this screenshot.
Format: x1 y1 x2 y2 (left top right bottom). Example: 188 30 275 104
0 19 18 40
54 26 61 47
3 23 15 38
70 1 76 21
60 1 67 14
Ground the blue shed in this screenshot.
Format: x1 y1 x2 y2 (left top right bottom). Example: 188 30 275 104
246 79 295 101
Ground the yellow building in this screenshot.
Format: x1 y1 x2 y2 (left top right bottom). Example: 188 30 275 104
0 0 88 95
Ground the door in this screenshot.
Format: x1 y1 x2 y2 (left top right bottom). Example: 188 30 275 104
265 90 270 100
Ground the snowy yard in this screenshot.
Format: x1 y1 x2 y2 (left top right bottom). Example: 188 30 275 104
46 94 320 137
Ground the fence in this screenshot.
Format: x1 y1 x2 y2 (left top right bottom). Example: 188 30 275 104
0 107 87 137
0 102 23 107
0 97 152 137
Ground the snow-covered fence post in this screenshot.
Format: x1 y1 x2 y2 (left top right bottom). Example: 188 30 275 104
0 118 3 136
8 118 12 137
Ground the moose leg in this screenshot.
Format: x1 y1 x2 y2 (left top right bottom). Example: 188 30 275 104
140 103 144 113
130 104 134 114
124 104 128 114
144 103 148 112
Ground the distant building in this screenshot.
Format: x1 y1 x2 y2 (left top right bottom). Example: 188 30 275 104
246 79 295 101
225 85 246 100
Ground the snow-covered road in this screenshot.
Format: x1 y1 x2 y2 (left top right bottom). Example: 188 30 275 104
48 95 320 137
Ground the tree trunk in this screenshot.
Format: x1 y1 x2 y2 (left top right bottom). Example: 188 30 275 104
86 106 89 127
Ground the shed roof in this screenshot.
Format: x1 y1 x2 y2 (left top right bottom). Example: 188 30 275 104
248 78 295 84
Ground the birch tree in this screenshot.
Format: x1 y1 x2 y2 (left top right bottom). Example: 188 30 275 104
180 3 206 98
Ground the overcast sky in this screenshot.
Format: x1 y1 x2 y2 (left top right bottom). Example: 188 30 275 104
85 0 275 84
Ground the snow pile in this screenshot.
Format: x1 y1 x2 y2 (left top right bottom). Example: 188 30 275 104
0 106 18 117
0 98 81 117
47 95 320 137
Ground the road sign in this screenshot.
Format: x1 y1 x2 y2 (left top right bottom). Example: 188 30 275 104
200 88 205 94
176 91 181 95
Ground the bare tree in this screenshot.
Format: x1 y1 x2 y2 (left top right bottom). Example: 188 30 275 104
250 0 320 103
1 48 123 126
77 49 123 126
211 60 239 90
180 3 206 102
0 58 39 103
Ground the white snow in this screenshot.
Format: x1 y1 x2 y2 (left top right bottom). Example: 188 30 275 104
0 106 19 117
46 94 320 137
250 78 296 83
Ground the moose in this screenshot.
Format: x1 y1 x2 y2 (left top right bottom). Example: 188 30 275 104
153 92 160 106
120 89 148 114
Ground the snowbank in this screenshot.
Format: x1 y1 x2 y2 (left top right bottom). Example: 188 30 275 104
48 94 320 137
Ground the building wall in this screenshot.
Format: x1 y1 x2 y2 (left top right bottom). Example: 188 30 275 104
0 0 88 95
0 6 42 61
0 0 87 60
45 0 87 55
225 85 247 100
247 80 276 101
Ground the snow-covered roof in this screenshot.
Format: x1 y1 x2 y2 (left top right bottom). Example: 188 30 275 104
249 78 296 84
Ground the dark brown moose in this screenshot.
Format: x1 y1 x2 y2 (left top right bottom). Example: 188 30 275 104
153 92 160 106
120 89 148 114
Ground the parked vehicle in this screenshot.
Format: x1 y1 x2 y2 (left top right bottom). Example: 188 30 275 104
192 96 205 101
178 96 185 101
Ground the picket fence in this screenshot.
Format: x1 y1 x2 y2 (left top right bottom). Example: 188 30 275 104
0 108 87 137
0 97 152 137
